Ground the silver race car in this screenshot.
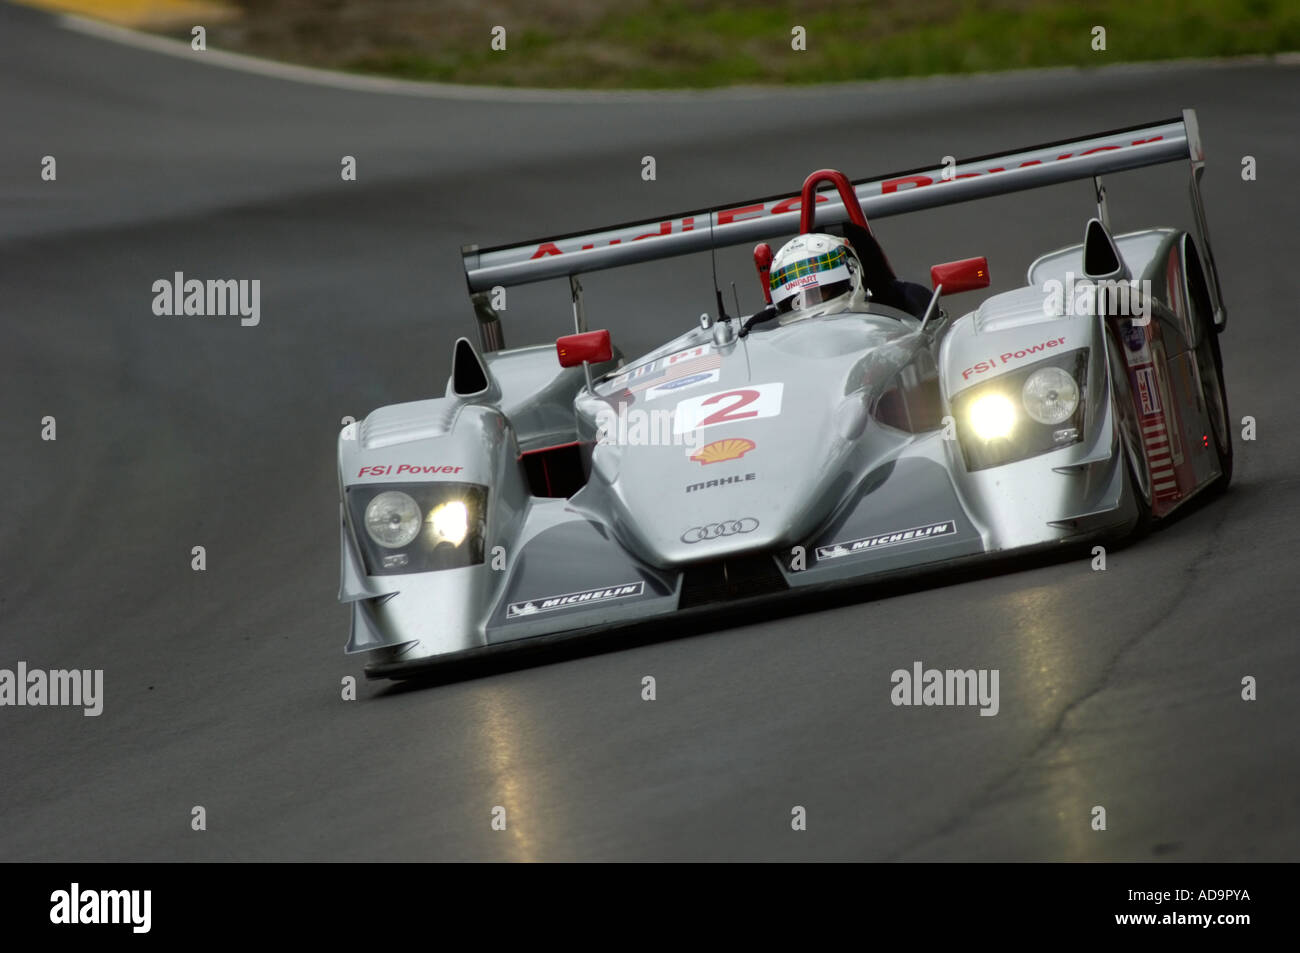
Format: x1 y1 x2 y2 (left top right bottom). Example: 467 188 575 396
339 111 1231 679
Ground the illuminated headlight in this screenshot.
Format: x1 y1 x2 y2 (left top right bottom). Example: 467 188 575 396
365 491 421 548
427 500 469 547
952 348 1089 471
967 393 1017 441
1021 366 1079 425
346 482 488 575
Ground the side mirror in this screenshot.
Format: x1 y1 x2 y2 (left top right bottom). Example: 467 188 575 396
556 329 612 368
930 256 990 294
753 243 774 304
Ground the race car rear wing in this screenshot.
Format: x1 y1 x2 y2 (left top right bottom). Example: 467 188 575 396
461 108 1224 330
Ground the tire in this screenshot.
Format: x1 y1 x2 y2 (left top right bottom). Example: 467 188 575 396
1106 324 1153 538
1194 308 1233 496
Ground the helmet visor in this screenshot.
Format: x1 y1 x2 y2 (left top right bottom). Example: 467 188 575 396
770 245 855 314
776 278 852 314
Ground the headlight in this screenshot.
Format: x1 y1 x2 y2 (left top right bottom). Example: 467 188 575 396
1021 366 1079 425
427 500 469 546
365 491 421 548
951 348 1088 471
346 482 488 575
967 393 1017 441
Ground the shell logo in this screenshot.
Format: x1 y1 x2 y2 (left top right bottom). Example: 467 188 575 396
690 438 756 465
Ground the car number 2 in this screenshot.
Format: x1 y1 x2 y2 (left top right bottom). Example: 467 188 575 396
673 383 784 435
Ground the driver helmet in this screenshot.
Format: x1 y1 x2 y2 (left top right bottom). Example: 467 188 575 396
768 233 868 323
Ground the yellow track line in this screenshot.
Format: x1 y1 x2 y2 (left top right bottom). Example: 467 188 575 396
11 0 237 28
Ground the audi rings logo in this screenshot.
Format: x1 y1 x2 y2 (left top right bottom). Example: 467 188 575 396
681 517 760 543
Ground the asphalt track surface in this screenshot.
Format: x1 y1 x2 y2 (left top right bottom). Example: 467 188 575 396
2 2 1298 861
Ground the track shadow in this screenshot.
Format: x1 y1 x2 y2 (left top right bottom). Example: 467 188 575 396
372 467 1251 696
372 537 1102 695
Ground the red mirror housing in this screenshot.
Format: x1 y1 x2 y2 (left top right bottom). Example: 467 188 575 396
556 329 612 367
753 243 773 304
930 256 990 294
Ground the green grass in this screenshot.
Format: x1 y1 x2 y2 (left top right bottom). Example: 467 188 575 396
219 0 1300 89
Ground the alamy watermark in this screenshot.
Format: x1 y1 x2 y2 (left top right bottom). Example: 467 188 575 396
891 661 1000 716
595 406 700 448
0 662 103 716
50 884 150 933
152 272 260 326
1042 273 1151 324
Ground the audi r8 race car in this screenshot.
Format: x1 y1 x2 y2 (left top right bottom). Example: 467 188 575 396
338 110 1231 679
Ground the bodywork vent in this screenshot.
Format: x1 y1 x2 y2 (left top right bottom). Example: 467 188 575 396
520 442 587 499
679 553 789 609
973 285 1061 334
360 400 459 450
